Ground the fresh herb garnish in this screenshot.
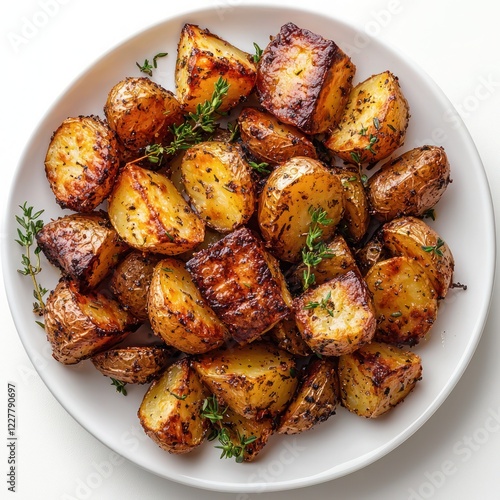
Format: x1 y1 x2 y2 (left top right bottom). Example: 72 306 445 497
252 42 263 63
305 290 335 317
249 161 271 174
136 52 168 76
110 378 128 396
422 238 445 257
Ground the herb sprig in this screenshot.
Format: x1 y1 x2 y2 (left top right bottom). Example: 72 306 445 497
136 52 168 76
305 291 335 317
422 238 445 257
110 378 128 396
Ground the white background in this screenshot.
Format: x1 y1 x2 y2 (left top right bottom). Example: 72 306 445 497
1 0 499 499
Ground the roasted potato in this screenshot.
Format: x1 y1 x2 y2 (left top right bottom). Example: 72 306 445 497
278 357 339 435
258 157 344 263
107 163 205 255
338 341 422 418
366 145 451 221
138 358 209 454
36 211 129 290
148 258 228 354
324 71 410 164
44 279 140 365
355 234 389 276
104 77 183 153
293 270 376 356
365 256 438 346
268 317 312 357
175 24 257 113
186 227 291 345
91 345 172 384
45 115 121 212
238 107 318 166
381 216 455 298
191 341 298 420
256 22 355 134
180 141 256 232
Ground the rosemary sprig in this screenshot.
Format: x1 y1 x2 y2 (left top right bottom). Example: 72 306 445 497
136 52 168 76
15 202 47 315
110 378 128 396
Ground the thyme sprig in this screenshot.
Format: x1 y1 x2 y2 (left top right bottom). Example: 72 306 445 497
252 42 264 63
305 291 335 317
110 378 128 396
422 238 445 257
136 52 168 76
249 161 271 174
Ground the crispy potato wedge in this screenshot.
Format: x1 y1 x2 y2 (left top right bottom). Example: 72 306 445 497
367 145 451 221
381 216 455 298
44 279 140 365
293 270 376 356
268 317 312 357
258 157 344 263
324 71 410 164
148 258 228 354
45 115 121 212
186 227 291 345
175 23 256 113
191 341 298 420
108 163 205 255
36 211 129 290
181 141 256 232
278 357 339 435
365 256 438 346
138 358 209 454
91 345 172 384
257 22 355 134
338 341 422 418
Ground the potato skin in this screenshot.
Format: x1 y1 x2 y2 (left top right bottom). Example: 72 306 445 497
366 145 451 221
45 115 121 212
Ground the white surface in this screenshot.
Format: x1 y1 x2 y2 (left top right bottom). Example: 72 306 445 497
1 0 499 499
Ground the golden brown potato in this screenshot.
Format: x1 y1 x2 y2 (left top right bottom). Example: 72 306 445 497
104 77 183 152
138 358 209 454
110 251 162 320
45 115 121 212
258 157 344 263
238 107 318 166
365 256 438 346
148 258 228 354
324 71 410 164
180 141 256 232
36 211 129 290
186 227 291 345
191 341 298 420
338 341 422 418
293 270 376 356
381 216 455 298
91 345 172 384
175 24 257 113
278 357 339 435
366 145 451 221
268 317 312 357
108 163 205 255
256 22 355 134
44 279 140 365
355 234 389 276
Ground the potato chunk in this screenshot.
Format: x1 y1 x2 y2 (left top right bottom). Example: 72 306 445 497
175 24 257 113
338 342 422 418
257 22 355 134
324 71 410 164
293 270 376 356
186 227 291 345
45 115 120 212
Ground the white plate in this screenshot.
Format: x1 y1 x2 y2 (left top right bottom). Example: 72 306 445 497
1 4 495 494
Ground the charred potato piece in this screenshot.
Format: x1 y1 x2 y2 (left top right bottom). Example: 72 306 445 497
365 256 438 346
381 216 455 298
366 145 451 221
148 258 228 354
278 357 339 435
104 77 183 152
91 345 172 384
338 341 422 418
191 341 298 420
108 163 205 255
45 115 120 212
293 270 376 356
258 157 344 263
256 22 355 134
181 141 256 232
175 24 256 113
138 358 209 454
268 317 312 357
238 107 318 166
44 279 140 365
324 71 410 164
36 211 128 290
186 227 291 345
